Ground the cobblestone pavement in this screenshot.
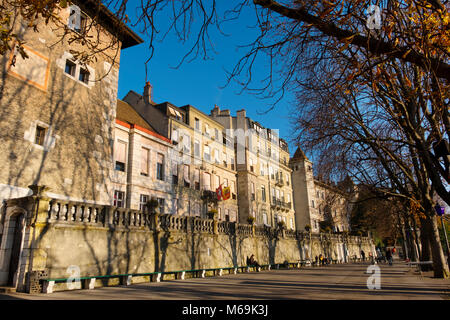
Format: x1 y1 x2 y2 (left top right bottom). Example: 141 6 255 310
1 261 449 300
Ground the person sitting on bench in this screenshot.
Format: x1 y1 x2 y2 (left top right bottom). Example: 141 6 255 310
248 254 261 269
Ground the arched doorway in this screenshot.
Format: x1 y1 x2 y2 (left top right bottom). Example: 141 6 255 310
6 213 25 286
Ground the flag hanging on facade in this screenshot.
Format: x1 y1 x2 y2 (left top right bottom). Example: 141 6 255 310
222 186 231 200
216 185 223 200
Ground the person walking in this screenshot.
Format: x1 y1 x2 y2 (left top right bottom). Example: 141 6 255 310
369 252 375 264
386 248 393 266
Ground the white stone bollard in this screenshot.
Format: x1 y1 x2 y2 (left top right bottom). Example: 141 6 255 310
88 278 96 290
181 271 185 280
246 267 250 273
156 273 161 282
44 281 55 294
268 265 271 270
234 268 237 274
257 267 261 272
126 275 132 286
219 269 223 276
201 270 206 278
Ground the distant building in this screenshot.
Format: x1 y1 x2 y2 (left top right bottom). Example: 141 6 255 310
290 147 352 233
210 106 295 228
123 85 239 221
113 99 174 214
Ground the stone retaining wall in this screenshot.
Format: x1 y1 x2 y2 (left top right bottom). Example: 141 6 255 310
0 194 375 292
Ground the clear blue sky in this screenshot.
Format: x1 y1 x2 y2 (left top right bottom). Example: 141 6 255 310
116 3 298 157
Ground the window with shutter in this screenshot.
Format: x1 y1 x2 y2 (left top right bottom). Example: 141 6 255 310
203 172 211 190
194 169 200 190
172 161 178 184
141 148 149 176
156 153 164 180
115 141 127 171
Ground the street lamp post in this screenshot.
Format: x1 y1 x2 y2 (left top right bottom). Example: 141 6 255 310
435 204 449 265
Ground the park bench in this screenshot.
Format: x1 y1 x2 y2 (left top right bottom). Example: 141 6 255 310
40 261 307 293
406 261 433 273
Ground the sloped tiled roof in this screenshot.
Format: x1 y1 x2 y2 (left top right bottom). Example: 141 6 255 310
116 99 155 131
292 147 309 161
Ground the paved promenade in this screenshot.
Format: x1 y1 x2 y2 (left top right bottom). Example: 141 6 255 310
1 261 449 300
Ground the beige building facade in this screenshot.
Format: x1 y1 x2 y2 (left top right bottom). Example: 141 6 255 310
113 99 175 214
0 2 142 206
290 148 351 233
123 86 239 221
210 107 295 229
0 2 142 288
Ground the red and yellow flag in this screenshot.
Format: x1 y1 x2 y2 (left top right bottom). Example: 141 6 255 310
222 186 231 200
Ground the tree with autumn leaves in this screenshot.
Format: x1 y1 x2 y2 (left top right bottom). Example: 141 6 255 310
0 0 448 276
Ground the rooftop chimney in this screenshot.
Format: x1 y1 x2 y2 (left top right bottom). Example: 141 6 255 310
236 109 246 118
143 81 153 105
211 104 220 116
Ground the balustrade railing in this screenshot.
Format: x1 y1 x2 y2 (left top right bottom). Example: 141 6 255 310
159 214 187 231
237 224 252 236
48 200 106 225
47 199 150 228
43 199 372 244
217 221 234 234
285 229 297 239
192 217 214 233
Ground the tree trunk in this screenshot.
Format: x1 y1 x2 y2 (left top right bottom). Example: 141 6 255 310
419 218 433 271
425 214 449 278
412 218 422 259
401 224 409 260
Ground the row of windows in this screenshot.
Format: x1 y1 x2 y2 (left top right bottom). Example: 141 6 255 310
115 142 165 180
173 164 236 196
115 140 238 195
116 191 237 220
113 191 166 214
249 183 292 207
171 131 236 169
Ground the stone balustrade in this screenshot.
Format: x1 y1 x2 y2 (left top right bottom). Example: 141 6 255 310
237 224 252 236
284 229 297 239
217 221 235 234
43 198 373 242
48 200 106 225
47 199 150 228
254 225 269 237
192 217 214 233
159 214 187 231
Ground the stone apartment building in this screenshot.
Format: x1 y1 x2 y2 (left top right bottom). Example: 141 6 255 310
122 85 239 221
210 106 295 229
0 1 142 206
113 99 175 214
290 147 352 233
0 1 142 288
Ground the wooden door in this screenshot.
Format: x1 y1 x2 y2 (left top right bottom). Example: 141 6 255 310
7 214 24 286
